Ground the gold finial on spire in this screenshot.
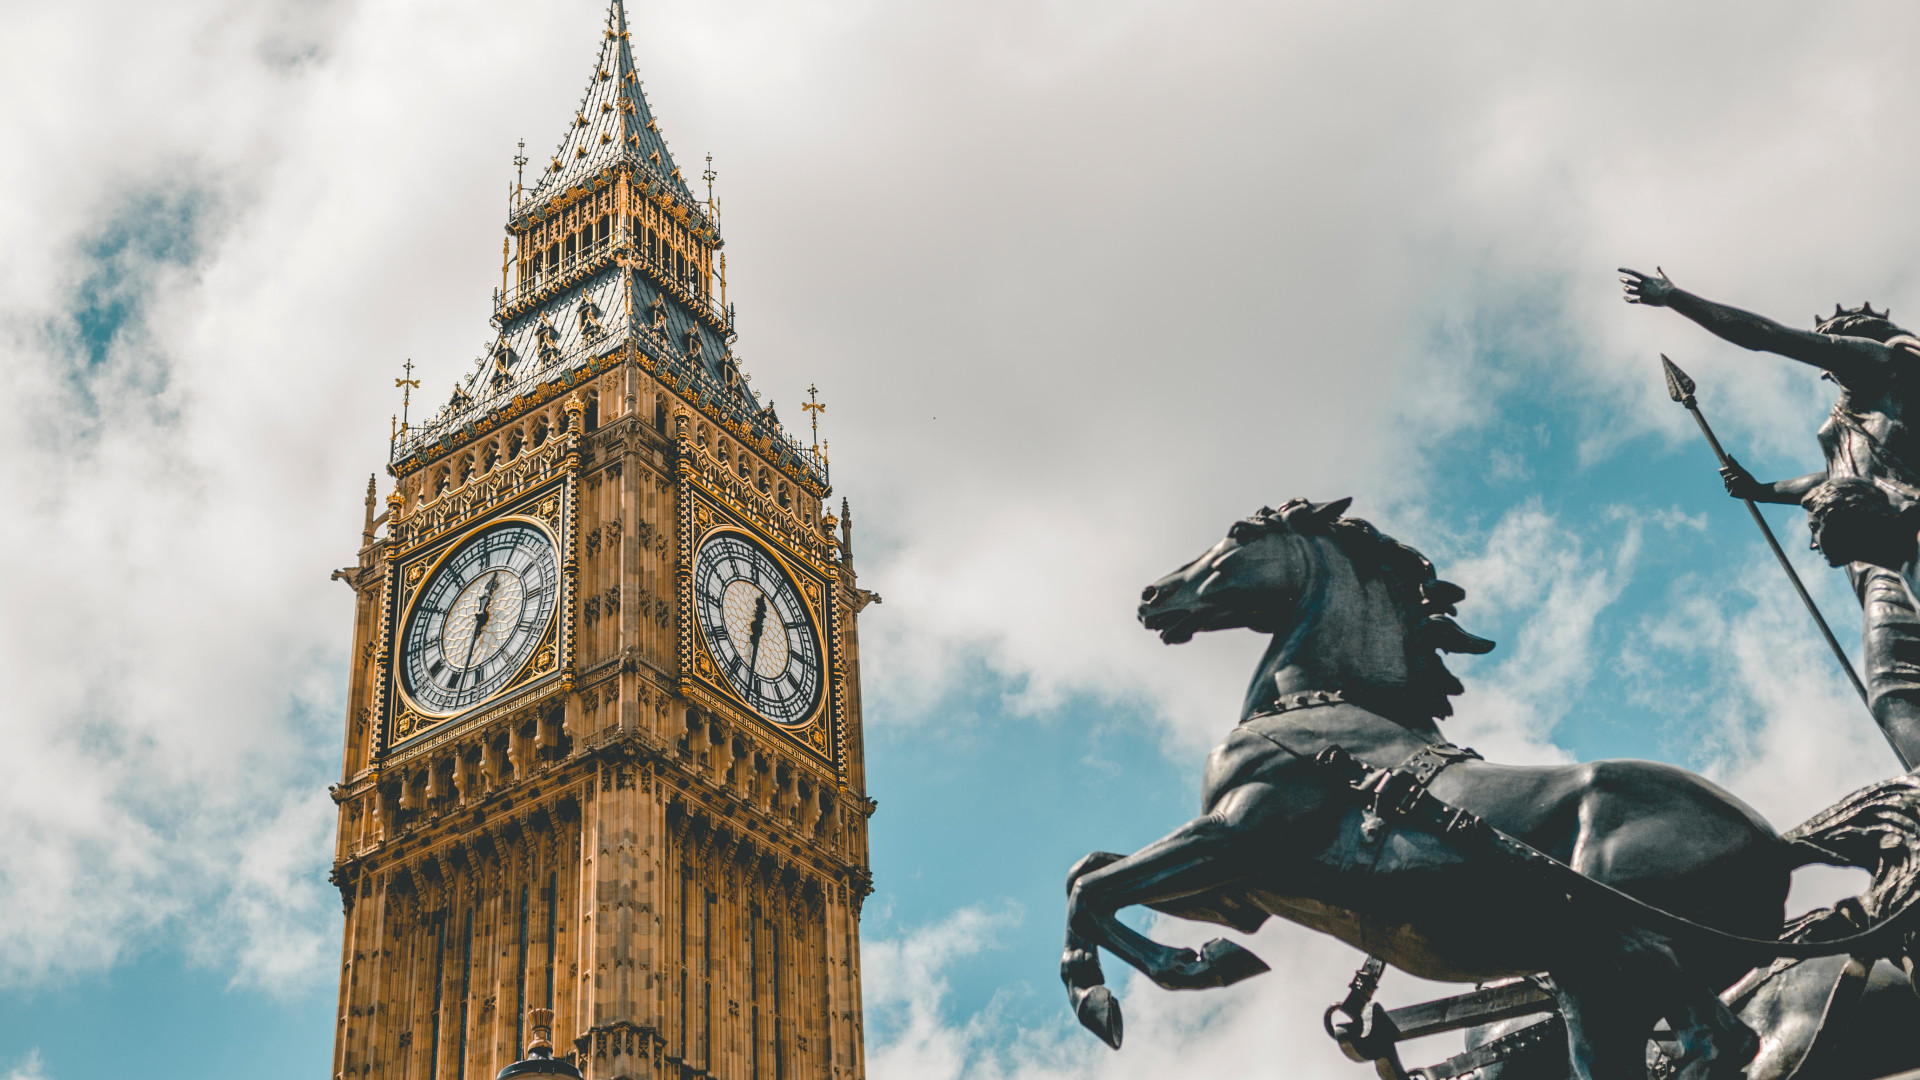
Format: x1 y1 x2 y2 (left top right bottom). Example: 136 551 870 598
512 138 528 209
703 153 725 304
802 382 827 456
395 358 420 439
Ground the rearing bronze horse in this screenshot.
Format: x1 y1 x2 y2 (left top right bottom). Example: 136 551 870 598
1061 498 1920 1080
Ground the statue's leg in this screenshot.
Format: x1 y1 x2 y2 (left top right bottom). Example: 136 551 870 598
1062 852 1125 1048
1553 970 1659 1080
1066 819 1268 990
1667 981 1758 1080
1065 791 1274 992
1555 928 1754 1080
1854 564 1920 770
1059 819 1268 1049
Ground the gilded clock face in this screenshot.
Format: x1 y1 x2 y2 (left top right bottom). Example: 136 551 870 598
695 532 823 725
400 520 561 716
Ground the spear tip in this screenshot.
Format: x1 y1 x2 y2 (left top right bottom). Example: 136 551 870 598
1661 353 1696 404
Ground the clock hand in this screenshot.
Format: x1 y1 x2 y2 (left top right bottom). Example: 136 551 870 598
747 593 769 678
460 573 501 680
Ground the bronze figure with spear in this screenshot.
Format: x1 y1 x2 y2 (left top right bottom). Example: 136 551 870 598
1624 267 1920 770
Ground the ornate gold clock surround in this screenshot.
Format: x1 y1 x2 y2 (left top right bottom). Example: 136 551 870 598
379 478 577 758
677 486 842 769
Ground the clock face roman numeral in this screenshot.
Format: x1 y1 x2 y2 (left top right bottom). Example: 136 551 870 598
399 519 561 722
694 532 824 726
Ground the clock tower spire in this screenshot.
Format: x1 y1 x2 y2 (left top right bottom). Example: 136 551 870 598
328 4 872 1076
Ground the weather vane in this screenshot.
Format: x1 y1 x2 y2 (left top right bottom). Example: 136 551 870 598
512 138 528 208
702 154 726 304
395 358 420 439
801 382 827 456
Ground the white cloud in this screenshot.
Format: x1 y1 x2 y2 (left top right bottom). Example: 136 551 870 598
830 0 1920 757
866 905 1473 1080
863 903 1022 1080
3 1050 46 1080
1437 502 1644 764
7 0 1920 1036
1626 540 1894 822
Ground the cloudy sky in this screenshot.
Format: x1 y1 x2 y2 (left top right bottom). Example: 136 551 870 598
5 0 1920 1076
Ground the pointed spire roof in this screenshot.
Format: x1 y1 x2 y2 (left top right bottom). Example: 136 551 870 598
519 0 708 226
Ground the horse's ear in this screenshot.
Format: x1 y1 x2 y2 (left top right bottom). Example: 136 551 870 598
1422 580 1466 614
1313 497 1353 525
1414 615 1495 655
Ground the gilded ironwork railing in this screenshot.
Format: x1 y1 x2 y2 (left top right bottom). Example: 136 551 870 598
493 234 730 333
496 235 615 313
390 327 827 490
652 352 829 486
512 153 716 229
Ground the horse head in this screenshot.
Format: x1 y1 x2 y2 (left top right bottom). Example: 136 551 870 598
1137 497 1494 720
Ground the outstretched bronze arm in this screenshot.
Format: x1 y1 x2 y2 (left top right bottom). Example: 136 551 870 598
1621 267 1903 385
1721 458 1826 506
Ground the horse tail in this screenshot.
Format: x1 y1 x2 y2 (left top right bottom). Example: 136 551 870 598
1780 773 1920 944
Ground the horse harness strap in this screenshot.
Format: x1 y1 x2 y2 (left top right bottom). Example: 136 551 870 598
1351 743 1484 841
1315 743 1896 1080
1245 687 1430 726
1392 742 1481 787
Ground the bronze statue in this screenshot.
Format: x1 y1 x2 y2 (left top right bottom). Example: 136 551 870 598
1060 499 1920 1080
1467 953 1920 1080
1622 268 1920 768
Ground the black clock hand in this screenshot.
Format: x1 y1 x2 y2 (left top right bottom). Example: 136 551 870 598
746 593 769 680
460 573 501 681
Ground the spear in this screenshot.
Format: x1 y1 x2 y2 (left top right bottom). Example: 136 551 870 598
1661 354 1877 723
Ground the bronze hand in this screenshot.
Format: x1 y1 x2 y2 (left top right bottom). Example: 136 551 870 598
1619 266 1676 307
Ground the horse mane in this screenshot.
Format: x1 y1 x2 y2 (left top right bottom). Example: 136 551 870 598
1255 499 1495 719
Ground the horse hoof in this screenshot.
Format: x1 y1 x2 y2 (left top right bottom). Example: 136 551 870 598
1200 938 1270 987
1074 985 1124 1049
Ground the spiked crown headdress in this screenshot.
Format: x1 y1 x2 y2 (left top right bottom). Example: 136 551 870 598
1815 301 1905 339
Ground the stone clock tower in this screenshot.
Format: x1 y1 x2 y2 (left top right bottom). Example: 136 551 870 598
328 5 875 1078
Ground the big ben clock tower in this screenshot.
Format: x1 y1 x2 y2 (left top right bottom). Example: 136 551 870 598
327 5 876 1077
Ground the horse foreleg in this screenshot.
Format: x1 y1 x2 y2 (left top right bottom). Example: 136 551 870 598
1062 852 1126 1047
1062 817 1267 1049
1067 806 1271 993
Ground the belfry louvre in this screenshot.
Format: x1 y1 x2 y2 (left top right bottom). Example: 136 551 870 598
327 4 877 1077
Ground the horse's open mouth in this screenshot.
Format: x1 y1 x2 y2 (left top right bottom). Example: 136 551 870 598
1139 607 1199 644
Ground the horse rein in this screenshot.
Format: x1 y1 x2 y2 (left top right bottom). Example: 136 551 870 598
1239 694 1920 964
1309 742 1918 961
